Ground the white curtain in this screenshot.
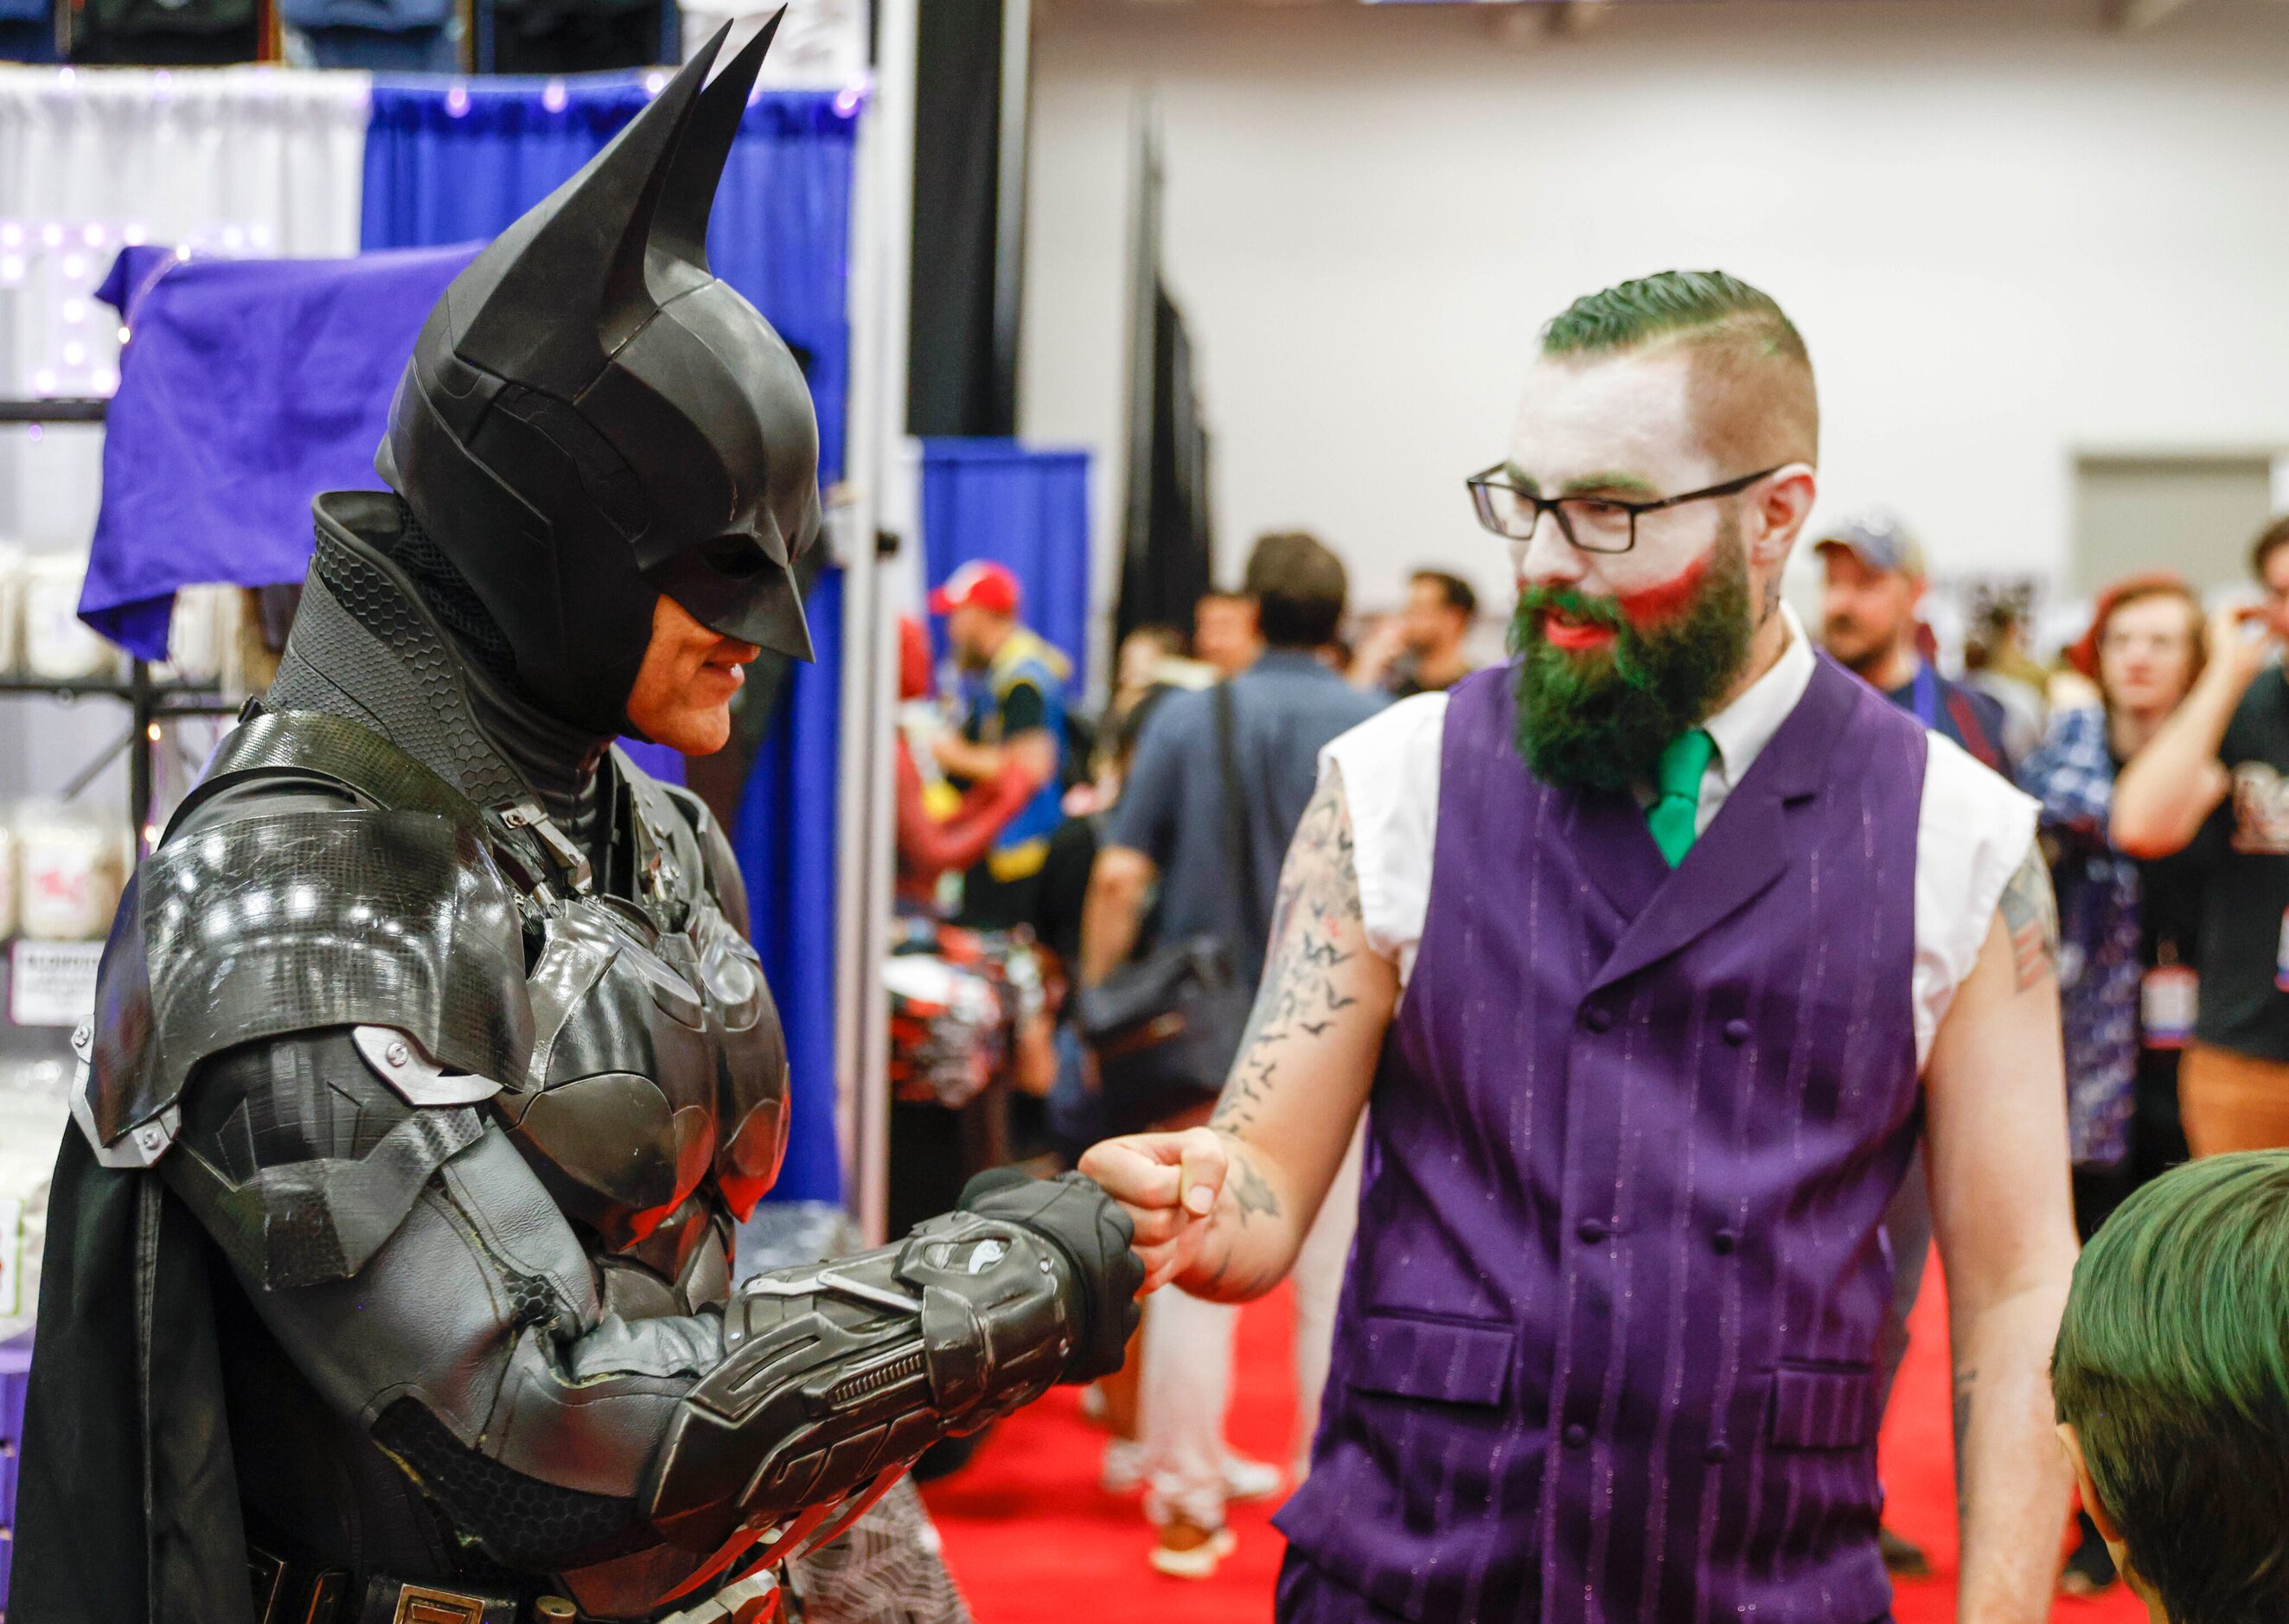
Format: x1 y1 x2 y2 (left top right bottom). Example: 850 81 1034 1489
0 65 370 552
0 66 371 903
681 0 866 86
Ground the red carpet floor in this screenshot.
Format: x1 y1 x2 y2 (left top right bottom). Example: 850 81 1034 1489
923 1253 2147 1623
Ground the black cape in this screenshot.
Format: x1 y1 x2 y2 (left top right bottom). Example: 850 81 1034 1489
14 1129 257 1624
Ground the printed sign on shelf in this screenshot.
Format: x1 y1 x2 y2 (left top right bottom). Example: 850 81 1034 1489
8 937 103 1028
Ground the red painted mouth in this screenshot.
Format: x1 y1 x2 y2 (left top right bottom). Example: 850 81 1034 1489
1541 611 1617 652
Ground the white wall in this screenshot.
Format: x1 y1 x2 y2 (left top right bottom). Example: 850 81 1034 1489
1020 0 2289 631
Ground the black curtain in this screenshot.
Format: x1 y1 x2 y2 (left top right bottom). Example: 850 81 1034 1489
1116 282 1214 646
907 0 1012 437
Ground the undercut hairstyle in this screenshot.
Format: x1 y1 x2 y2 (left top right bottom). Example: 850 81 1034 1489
1244 531 1349 650
2251 513 2289 583
1412 569 1478 620
2052 1152 2289 1624
1541 269 1819 471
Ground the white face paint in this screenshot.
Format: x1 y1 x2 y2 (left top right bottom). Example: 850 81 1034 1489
1500 348 1740 654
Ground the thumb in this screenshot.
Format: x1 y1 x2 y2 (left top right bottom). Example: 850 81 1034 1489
1174 1127 1229 1218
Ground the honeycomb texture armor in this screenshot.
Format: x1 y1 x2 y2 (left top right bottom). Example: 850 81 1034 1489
86 802 530 1153
267 491 533 811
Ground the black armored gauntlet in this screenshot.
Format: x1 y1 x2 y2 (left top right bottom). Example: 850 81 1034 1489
645 1173 1141 1552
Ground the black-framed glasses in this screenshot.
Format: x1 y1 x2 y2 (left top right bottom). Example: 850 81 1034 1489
1465 463 1784 554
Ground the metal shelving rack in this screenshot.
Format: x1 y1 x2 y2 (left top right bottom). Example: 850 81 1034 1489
0 670 240 843
0 396 243 844
0 400 105 425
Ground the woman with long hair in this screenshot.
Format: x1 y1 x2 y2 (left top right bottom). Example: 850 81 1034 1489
2017 572 2207 1595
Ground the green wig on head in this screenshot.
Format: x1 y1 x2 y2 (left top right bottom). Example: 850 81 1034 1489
2051 1150 2289 1624
1539 271 1819 468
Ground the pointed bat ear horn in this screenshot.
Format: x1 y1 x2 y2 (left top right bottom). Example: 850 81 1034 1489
448 24 732 375
652 10 783 274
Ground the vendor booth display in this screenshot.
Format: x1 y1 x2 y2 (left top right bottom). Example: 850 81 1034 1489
0 1338 28 1608
14 66 862 1207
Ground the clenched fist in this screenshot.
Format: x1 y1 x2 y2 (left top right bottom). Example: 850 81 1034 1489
1078 1126 1231 1294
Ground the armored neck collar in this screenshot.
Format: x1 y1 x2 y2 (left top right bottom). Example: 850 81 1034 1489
458 651 608 841
278 493 611 846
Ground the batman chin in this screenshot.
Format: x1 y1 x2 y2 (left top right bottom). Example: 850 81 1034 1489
375 16 823 741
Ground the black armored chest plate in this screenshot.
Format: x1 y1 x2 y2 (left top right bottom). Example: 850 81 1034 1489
497 883 788 1275
79 523 797 1324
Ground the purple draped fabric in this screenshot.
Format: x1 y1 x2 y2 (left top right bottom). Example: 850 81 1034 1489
83 242 477 658
80 243 686 786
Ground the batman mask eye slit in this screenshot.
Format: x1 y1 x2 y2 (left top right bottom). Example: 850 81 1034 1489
702 538 770 579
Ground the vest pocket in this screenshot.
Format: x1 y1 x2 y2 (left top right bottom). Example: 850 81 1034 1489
1346 1310 1515 1407
1767 1361 1879 1450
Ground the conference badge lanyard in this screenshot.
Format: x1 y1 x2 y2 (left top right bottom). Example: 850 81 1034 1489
1909 664 1940 730
2144 943 2197 1050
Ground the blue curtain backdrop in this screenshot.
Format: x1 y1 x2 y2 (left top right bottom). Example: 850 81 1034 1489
918 440 1091 687
360 77 855 479
361 76 858 1202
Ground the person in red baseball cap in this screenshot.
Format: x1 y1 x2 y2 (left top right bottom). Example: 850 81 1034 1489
929 557 1022 619
893 614 1039 909
926 559 1073 930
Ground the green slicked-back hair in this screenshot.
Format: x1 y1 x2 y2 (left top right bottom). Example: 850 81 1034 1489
1541 269 1807 362
1539 271 1818 466
2052 1151 2289 1624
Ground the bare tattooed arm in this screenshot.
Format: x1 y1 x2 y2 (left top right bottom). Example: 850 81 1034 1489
1080 764 1397 1300
1924 840 2079 1622
1212 771 1368 1136
1995 844 2060 992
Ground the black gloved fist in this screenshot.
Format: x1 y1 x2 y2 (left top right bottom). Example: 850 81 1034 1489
958 1168 1144 1384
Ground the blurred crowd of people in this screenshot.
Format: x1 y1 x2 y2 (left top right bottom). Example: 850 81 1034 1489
889 495 2289 1599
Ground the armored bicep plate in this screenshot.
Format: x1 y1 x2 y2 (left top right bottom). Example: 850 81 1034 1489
163 1028 487 1288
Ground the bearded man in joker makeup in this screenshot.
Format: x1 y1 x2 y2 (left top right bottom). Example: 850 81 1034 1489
1493 278 1806 791
1081 271 2081 1623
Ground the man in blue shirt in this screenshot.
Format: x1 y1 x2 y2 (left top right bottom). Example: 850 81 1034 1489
1080 530 1384 1576
1086 534 1384 992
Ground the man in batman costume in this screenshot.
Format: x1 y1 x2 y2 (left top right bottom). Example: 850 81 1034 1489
12 19 1141 1624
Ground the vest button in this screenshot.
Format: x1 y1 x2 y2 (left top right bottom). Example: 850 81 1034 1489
1711 1228 1741 1255
1563 1423 1589 1449
1723 1018 1751 1046
1582 1005 1614 1033
1576 1218 1609 1244
1703 1441 1731 1465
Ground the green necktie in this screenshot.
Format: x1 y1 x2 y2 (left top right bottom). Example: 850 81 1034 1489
1647 728 1716 868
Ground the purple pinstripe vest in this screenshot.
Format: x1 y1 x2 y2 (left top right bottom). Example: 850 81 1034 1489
1276 655 1927 1624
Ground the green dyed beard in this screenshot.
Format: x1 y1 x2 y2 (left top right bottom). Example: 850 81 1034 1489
1509 527 1754 791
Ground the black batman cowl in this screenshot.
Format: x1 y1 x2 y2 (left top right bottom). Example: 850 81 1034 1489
378 13 822 741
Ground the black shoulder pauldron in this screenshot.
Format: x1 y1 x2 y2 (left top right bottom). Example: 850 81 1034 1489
77 709 534 1167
